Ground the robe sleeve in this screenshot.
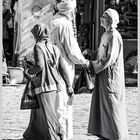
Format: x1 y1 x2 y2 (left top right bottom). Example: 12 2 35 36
27 45 44 75
54 22 87 65
92 33 120 74
57 48 72 88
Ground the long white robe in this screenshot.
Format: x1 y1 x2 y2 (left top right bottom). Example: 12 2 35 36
88 28 129 140
48 13 87 140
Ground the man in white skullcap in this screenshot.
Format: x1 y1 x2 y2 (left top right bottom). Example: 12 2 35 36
47 0 89 140
87 8 129 140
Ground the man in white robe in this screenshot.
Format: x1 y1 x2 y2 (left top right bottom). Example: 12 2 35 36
47 0 89 140
87 8 129 140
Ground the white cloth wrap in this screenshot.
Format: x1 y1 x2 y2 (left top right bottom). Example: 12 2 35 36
57 0 76 13
105 8 119 28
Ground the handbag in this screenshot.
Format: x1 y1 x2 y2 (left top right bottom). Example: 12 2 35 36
30 71 42 88
24 69 42 88
74 68 95 93
84 68 94 90
74 68 85 93
20 79 39 109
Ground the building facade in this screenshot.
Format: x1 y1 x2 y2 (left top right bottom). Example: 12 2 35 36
2 0 138 65
76 0 137 59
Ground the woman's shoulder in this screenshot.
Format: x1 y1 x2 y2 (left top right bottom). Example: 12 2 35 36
35 41 47 49
36 40 46 46
34 41 47 54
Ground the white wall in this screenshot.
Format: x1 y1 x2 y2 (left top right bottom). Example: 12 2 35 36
14 0 55 62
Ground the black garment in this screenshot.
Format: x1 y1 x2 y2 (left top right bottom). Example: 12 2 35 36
3 10 14 63
23 91 62 140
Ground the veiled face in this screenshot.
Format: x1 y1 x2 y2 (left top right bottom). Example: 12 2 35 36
31 24 48 42
100 13 112 29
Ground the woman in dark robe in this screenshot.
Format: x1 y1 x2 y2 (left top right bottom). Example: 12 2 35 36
22 23 73 140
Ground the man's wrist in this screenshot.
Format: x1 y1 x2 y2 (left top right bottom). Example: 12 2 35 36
67 86 73 93
85 59 90 67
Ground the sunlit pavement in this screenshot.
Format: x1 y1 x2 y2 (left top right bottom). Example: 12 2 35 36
2 85 138 140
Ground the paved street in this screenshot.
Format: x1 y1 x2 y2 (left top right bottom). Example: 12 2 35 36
2 85 138 140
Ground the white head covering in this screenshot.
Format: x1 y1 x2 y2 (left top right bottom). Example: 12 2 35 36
104 8 119 28
57 0 76 14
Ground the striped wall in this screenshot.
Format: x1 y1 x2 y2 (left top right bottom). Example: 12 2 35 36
14 0 55 62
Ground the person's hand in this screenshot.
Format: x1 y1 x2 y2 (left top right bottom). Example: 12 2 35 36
82 59 90 68
83 49 93 57
24 69 36 79
67 87 74 106
83 49 97 61
85 59 90 67
67 87 74 98
67 94 74 106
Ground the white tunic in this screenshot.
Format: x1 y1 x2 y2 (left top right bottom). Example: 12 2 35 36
48 13 87 140
88 28 129 140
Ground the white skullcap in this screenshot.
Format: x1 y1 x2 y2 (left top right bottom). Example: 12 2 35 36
104 8 119 28
57 0 77 13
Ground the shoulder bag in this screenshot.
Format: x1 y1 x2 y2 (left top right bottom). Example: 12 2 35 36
20 79 39 109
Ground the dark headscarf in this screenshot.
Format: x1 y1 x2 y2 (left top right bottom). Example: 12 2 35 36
31 23 50 42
